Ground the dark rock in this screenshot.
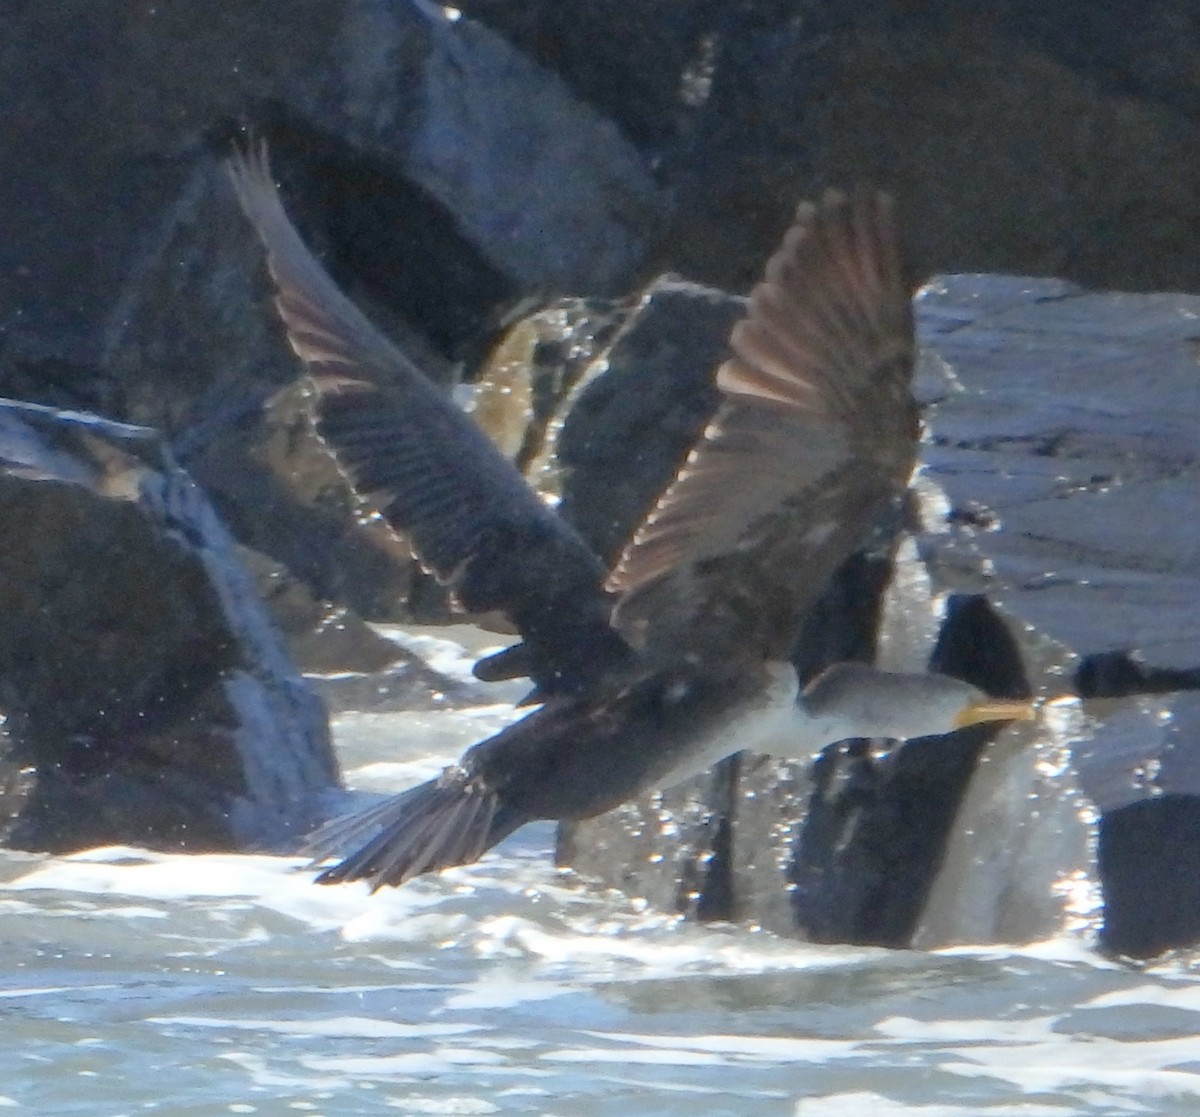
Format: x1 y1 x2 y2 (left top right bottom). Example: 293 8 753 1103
471 296 628 477
1073 694 1200 958
557 756 739 923
181 376 424 626
6 0 1199 679
787 597 1032 947
554 279 737 566
0 0 661 378
862 277 1200 954
0 399 335 853
452 0 722 152
461 1 1200 297
237 548 408 676
3 0 1200 952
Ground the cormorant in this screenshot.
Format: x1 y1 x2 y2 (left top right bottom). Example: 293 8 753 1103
226 142 1034 889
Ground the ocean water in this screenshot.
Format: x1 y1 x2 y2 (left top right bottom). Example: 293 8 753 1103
4 633 1200 1116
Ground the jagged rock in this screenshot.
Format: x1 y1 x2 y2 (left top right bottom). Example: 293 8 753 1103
470 296 627 481
0 400 336 853
181 376 425 626
555 273 1200 958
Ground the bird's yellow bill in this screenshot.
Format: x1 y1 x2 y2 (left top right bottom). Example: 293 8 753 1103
954 697 1038 728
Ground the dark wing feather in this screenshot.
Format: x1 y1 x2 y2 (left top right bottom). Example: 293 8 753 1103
226 141 626 692
607 189 917 660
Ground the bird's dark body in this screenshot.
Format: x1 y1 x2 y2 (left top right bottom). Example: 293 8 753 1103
467 664 760 821
311 661 767 886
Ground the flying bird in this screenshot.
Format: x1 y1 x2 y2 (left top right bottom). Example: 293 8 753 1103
226 141 1034 889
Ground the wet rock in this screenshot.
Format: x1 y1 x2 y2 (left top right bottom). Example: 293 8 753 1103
554 279 738 565
0 400 335 853
1069 694 1200 958
470 296 627 482
2 0 1199 951
558 273 1200 957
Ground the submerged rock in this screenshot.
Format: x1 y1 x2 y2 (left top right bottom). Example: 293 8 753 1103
0 400 336 853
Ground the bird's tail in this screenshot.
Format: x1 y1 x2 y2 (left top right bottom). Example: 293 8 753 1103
305 767 518 889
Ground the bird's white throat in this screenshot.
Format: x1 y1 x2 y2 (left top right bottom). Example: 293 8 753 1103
659 661 822 789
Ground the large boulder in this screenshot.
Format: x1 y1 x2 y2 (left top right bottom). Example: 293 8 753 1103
0 400 336 852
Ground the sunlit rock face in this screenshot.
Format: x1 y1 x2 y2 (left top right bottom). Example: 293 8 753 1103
913 277 1200 958
0 402 336 854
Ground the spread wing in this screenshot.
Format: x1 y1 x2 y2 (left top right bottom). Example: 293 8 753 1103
607 189 917 662
226 141 625 692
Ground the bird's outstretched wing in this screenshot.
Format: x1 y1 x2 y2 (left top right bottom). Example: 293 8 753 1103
226 141 625 692
607 189 917 662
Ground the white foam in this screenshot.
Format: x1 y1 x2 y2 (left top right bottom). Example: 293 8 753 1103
442 979 578 1012
540 1046 720 1067
366 625 514 687
468 910 887 979
1083 982 1200 1012
794 1095 1073 1117
381 1097 498 1115
0 847 447 936
941 1032 1200 1102
579 1030 862 1063
148 1016 482 1039
875 1015 1062 1043
933 936 1120 968
299 1048 511 1078
217 1051 347 1092
331 702 525 788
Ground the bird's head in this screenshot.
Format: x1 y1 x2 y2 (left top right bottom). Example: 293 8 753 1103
802 663 1037 744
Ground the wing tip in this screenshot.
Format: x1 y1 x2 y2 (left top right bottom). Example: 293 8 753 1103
223 132 276 214
307 770 501 890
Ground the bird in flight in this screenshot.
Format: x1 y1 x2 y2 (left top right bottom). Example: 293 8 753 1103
226 140 1034 889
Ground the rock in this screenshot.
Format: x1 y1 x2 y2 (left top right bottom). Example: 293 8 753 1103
180 375 425 627
6 0 1199 673
911 276 1200 956
553 279 737 565
470 296 627 480
460 1 1200 296
0 0 662 380
0 400 336 853
555 273 1200 957
237 548 410 677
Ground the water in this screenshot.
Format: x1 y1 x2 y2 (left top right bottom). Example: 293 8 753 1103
4 634 1200 1115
